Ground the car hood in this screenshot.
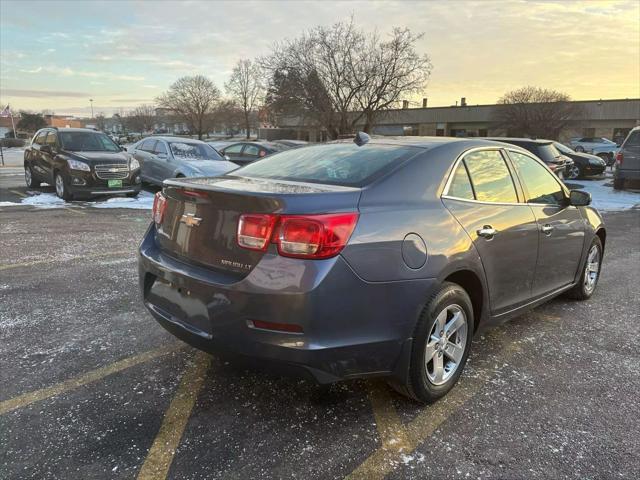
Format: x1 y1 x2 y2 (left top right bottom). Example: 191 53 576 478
185 160 239 175
63 150 130 164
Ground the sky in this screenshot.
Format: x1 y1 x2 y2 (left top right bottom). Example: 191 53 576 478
1 0 639 117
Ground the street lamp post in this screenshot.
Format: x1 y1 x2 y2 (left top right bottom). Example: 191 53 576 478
90 98 94 118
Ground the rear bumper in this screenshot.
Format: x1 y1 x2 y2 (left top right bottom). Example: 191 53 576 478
138 224 436 383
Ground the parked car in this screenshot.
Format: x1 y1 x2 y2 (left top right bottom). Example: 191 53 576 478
552 142 606 178
613 126 640 190
569 137 618 152
24 127 141 201
139 134 605 404
219 141 290 166
485 138 569 178
131 136 238 186
589 144 620 166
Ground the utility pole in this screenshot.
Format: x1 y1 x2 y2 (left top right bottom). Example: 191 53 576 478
90 99 94 118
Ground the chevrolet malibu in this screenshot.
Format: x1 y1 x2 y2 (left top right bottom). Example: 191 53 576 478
139 134 605 403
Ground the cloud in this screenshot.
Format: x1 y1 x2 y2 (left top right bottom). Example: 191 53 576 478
2 89 91 98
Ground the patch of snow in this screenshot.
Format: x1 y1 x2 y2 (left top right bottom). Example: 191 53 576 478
20 193 66 208
91 191 154 210
567 177 640 211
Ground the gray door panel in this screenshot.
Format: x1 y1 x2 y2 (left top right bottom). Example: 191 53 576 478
529 205 585 295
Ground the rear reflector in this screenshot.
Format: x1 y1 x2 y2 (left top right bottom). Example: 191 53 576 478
152 192 167 224
615 151 623 165
237 214 278 251
250 319 304 334
237 212 359 259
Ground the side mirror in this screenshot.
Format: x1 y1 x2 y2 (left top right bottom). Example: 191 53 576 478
40 145 52 154
569 190 591 206
224 155 231 161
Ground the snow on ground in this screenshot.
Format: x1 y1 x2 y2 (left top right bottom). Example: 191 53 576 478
0 190 155 210
566 177 640 211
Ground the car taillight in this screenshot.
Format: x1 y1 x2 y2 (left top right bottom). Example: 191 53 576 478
237 214 278 251
615 151 624 165
237 212 359 259
277 213 359 258
152 192 167 224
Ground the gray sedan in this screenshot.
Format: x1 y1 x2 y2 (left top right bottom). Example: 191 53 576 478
131 136 239 186
139 134 605 404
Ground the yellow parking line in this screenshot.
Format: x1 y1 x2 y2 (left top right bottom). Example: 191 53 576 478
0 250 131 271
136 351 211 480
0 344 181 415
347 333 523 479
9 189 27 198
64 207 86 215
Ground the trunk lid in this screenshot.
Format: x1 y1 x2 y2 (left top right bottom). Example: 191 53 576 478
155 175 361 276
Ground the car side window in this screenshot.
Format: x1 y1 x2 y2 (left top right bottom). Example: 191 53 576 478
141 139 156 152
508 151 566 205
45 132 58 147
154 141 167 155
224 144 243 154
463 150 518 203
244 145 260 157
34 131 47 145
447 162 475 200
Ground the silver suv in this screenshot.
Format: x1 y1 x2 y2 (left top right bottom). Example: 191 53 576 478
613 127 640 190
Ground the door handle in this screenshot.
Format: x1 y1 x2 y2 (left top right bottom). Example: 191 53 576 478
541 224 554 235
477 225 497 239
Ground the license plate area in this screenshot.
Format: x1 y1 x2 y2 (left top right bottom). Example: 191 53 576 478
147 276 212 337
108 179 123 188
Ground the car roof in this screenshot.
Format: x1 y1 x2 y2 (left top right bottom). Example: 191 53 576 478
329 136 521 151
147 136 204 144
44 127 101 133
484 137 552 145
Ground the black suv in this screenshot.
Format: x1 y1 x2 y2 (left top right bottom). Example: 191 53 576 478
24 127 141 201
486 138 570 178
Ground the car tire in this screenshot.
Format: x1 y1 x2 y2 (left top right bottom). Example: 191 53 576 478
25 165 41 188
54 171 73 201
391 282 474 404
566 236 603 301
567 164 580 180
575 146 585 153
613 178 624 190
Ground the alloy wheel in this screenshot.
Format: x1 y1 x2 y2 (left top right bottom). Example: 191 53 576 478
25 167 32 187
55 174 64 198
567 164 580 179
583 244 600 294
424 304 468 386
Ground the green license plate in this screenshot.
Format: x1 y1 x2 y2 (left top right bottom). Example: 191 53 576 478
108 179 123 188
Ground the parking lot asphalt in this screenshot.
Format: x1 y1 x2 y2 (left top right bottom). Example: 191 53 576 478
1 176 639 479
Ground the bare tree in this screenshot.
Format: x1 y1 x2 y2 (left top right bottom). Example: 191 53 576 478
355 28 432 132
225 59 264 139
493 86 583 140
260 19 431 139
95 113 107 131
209 99 245 136
125 105 157 133
157 76 220 139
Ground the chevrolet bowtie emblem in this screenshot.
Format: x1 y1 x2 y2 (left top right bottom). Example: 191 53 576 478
180 213 202 227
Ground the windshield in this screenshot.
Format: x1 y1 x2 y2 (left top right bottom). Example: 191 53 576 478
169 142 223 161
536 144 563 162
234 143 420 187
59 131 121 152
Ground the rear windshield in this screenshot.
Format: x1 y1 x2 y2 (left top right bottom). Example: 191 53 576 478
534 144 562 163
169 142 223 161
233 143 420 187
